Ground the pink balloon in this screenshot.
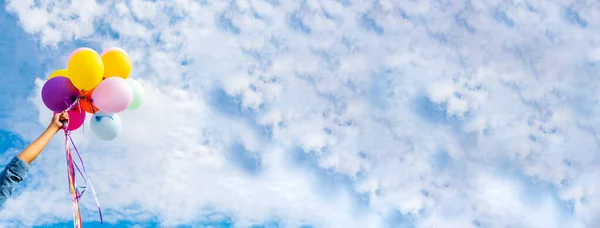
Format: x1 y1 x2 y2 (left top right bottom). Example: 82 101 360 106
92 77 133 113
67 47 94 64
55 105 86 131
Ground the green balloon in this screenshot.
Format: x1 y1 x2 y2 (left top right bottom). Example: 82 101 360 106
127 79 144 110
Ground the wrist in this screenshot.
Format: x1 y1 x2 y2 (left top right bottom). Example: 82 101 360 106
47 124 60 133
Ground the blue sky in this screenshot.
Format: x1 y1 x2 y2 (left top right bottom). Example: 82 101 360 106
1 0 600 227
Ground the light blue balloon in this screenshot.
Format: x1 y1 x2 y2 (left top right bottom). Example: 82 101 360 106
90 111 121 141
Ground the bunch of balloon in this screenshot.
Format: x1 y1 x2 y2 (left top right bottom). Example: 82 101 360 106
40 47 144 227
41 47 145 140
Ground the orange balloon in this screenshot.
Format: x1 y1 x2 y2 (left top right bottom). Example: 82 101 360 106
80 89 99 114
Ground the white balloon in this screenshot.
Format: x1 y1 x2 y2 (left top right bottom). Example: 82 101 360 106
90 111 121 141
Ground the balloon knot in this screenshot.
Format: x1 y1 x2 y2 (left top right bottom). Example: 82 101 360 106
95 115 114 121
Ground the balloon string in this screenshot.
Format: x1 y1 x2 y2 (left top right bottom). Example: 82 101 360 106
77 99 85 133
62 118 103 226
88 97 98 115
68 133 104 224
63 97 79 113
64 133 75 227
80 94 98 115
65 137 87 198
68 144 86 189
64 128 82 228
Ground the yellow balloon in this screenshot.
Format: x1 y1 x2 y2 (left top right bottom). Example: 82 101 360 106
67 48 104 91
101 48 132 79
48 69 68 79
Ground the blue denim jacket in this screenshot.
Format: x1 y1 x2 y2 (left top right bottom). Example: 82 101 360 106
0 156 29 208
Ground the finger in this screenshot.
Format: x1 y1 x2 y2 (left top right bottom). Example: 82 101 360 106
59 113 69 121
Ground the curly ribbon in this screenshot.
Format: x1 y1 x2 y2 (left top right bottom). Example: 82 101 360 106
64 132 81 228
68 133 103 224
62 98 103 227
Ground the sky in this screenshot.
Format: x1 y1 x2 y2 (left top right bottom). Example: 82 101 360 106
0 0 599 227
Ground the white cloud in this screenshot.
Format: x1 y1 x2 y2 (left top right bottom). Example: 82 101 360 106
3 0 600 227
6 0 106 46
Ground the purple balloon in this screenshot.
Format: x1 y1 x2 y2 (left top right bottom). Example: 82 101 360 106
41 76 80 112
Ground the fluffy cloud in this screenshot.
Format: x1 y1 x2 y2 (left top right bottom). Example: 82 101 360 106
2 0 600 227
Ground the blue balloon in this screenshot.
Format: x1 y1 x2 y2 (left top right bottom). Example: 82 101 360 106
90 111 121 141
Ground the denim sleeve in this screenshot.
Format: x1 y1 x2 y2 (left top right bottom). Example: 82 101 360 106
0 156 30 209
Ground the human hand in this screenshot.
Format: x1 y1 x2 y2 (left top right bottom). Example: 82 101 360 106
49 111 69 133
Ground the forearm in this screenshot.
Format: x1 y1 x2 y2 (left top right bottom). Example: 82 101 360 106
17 126 59 165
0 114 65 209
